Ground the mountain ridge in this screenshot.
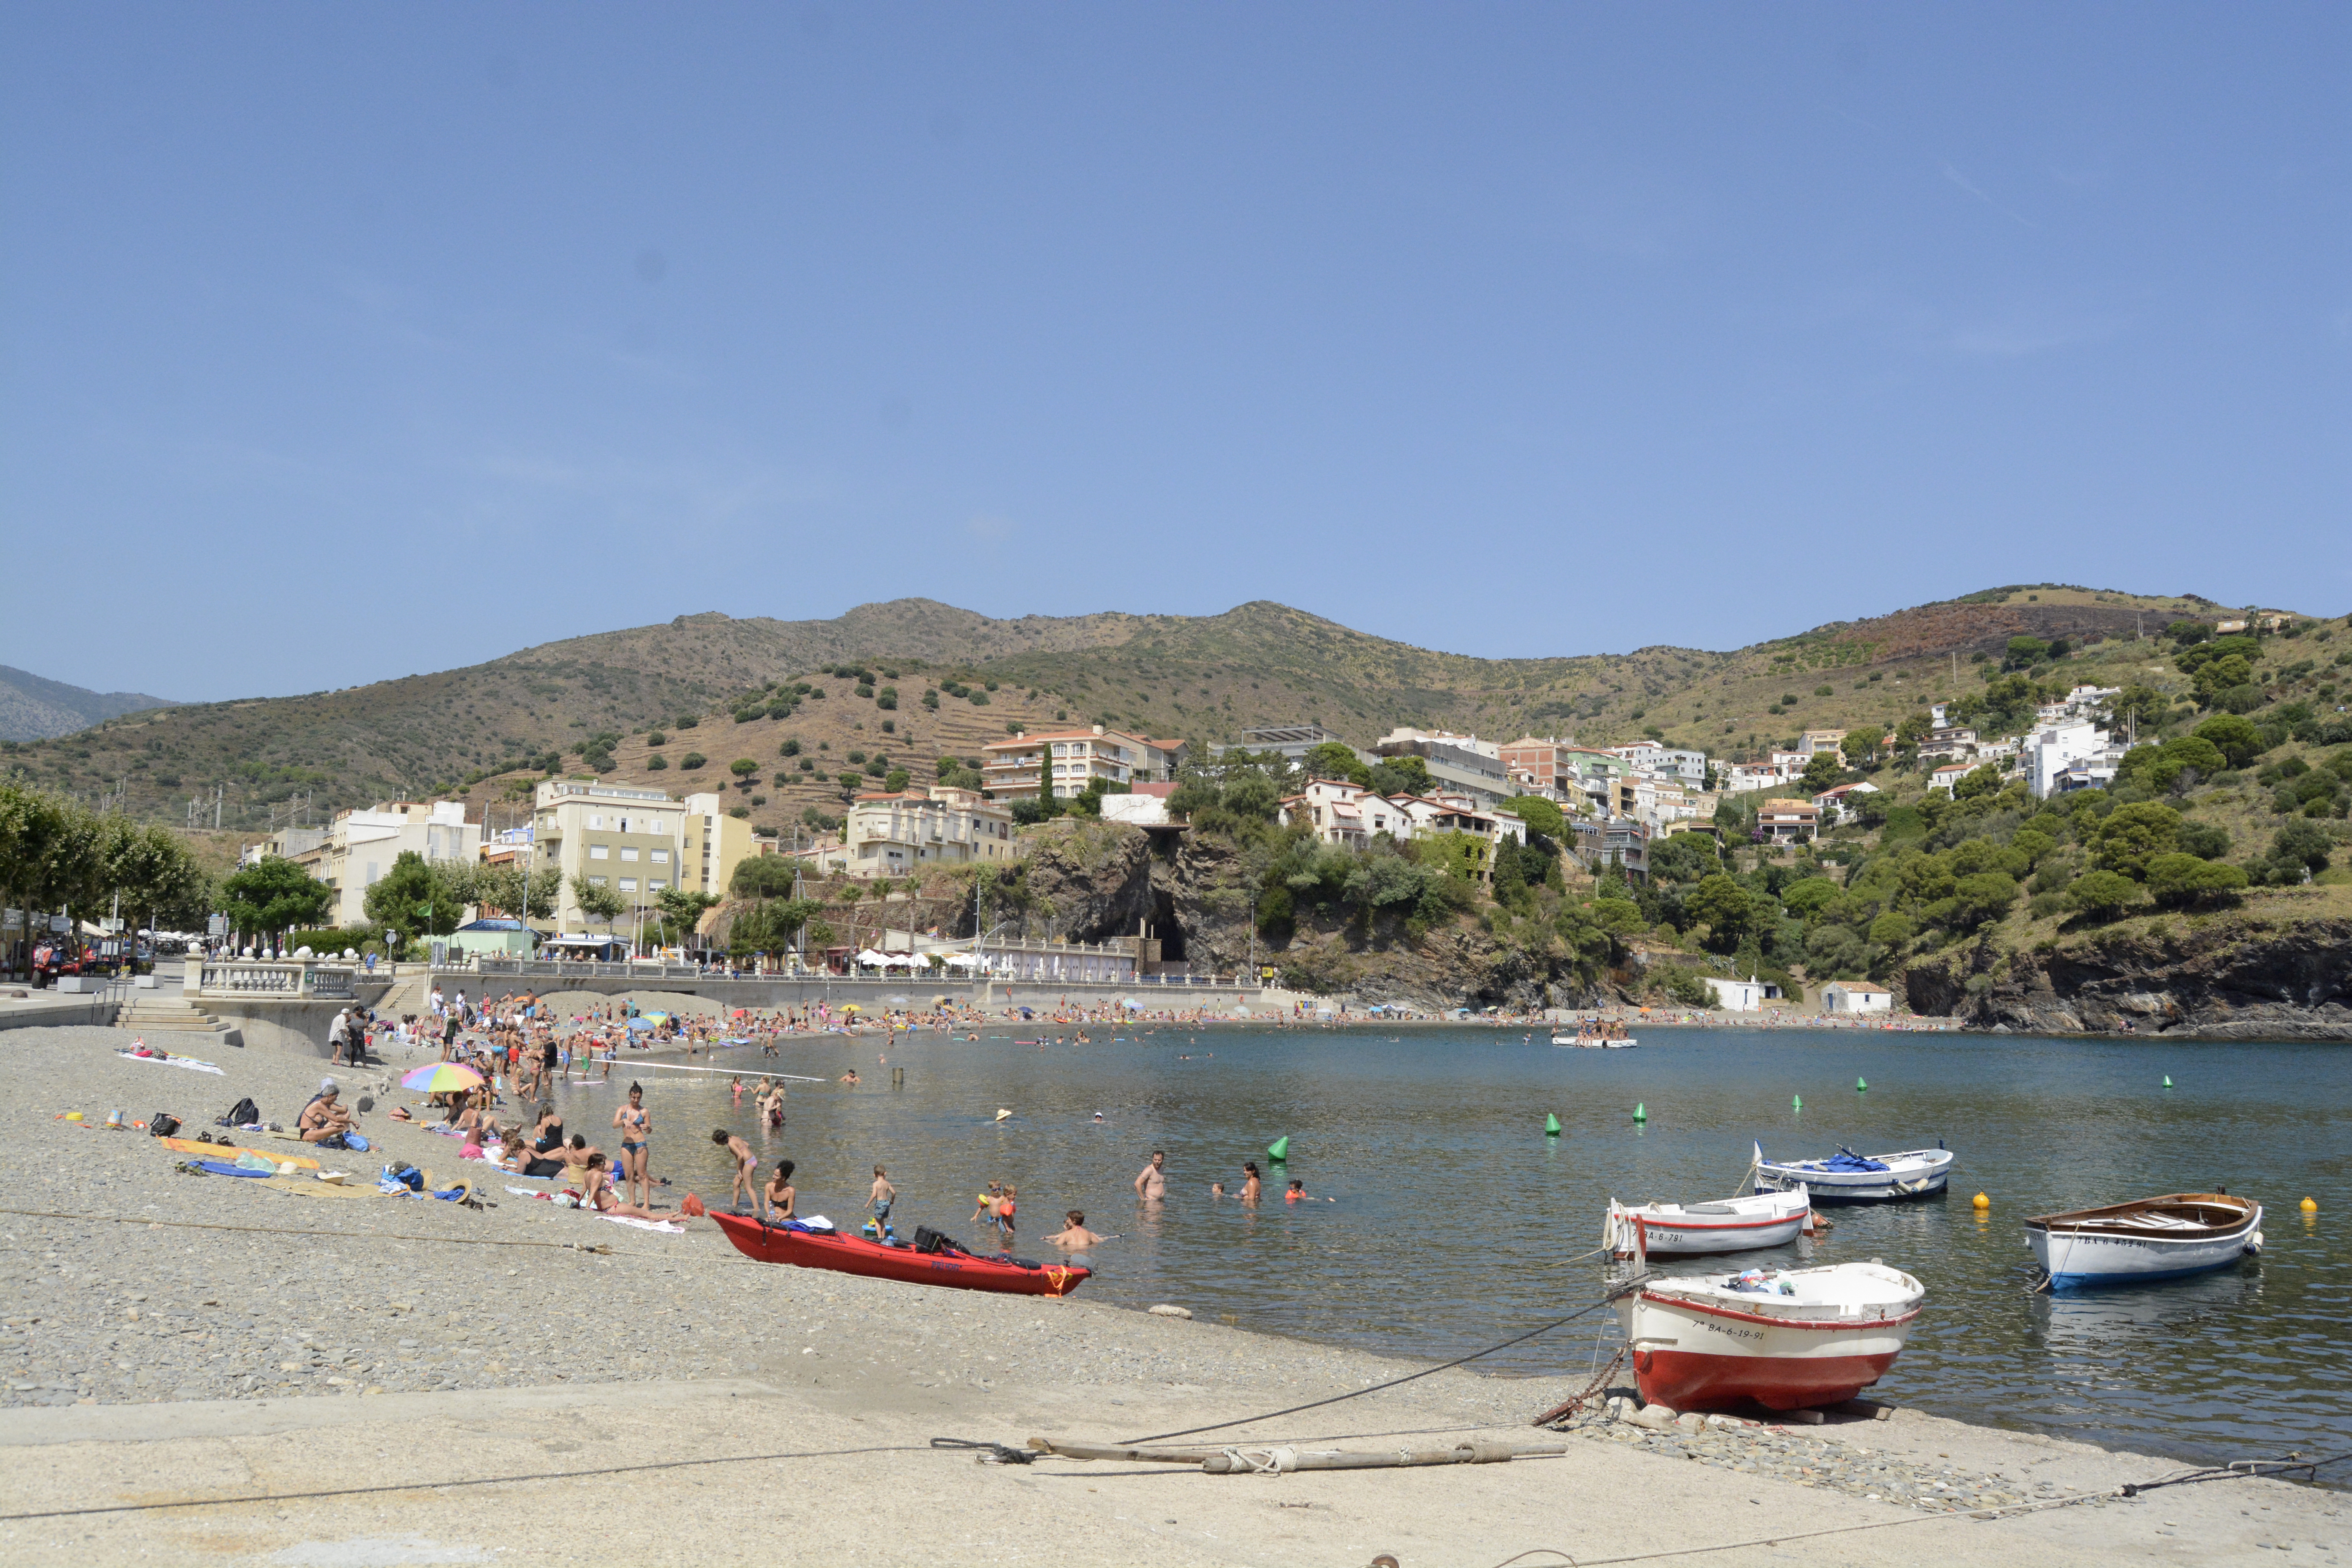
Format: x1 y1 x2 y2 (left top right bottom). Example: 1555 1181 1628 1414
0 664 178 743
0 585 2308 834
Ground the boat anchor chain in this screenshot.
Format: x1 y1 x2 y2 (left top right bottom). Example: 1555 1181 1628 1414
1531 1343 1628 1429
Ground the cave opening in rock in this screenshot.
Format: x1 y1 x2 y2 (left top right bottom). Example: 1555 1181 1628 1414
1151 887 1187 963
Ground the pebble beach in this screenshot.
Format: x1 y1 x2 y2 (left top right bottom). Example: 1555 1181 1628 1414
0 1020 2341 1565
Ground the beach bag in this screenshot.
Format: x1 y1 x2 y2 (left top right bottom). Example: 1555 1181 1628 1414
913 1226 962 1256
220 1097 260 1128
147 1112 180 1138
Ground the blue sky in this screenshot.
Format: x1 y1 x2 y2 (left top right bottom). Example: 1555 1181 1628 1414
4 5 2345 701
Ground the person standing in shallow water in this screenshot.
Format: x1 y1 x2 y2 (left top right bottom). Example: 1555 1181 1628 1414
1240 1161 1261 1205
1134 1149 1167 1203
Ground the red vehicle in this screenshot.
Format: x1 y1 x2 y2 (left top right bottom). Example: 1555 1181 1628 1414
707 1213 1092 1297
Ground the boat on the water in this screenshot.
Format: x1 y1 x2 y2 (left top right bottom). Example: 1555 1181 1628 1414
1605 1187 1813 1259
708 1213 1092 1296
1550 1034 1639 1048
1751 1141 1952 1205
2025 1192 2263 1290
1615 1261 1924 1412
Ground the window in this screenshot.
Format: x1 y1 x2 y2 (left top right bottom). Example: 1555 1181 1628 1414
620 847 639 862
651 849 668 864
619 878 637 893
589 844 609 860
648 879 666 891
588 875 607 887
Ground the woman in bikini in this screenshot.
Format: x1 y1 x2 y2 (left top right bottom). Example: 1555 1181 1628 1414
581 1153 678 1221
612 1082 652 1208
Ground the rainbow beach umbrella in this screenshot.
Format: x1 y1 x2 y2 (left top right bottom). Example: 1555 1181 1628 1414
401 1062 485 1093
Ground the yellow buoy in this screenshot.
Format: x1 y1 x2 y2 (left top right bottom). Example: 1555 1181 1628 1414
1972 1192 1990 1210
2302 1197 2319 1213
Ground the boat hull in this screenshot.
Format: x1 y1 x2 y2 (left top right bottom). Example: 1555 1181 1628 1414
1615 1266 1922 1412
1753 1145 1952 1205
2027 1204 2262 1290
708 1213 1091 1296
1607 1189 1813 1258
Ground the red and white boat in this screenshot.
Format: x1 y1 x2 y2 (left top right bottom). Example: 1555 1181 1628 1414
1604 1187 1813 1259
708 1213 1093 1297
1615 1261 1924 1412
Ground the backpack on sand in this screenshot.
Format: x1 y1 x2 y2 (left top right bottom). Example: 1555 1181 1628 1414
219 1096 260 1128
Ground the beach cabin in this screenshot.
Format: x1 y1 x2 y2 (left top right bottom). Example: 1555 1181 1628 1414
1822 982 1893 1014
1700 975 1782 1012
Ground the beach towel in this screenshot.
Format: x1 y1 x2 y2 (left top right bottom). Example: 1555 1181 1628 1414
118 1051 225 1075
190 1158 272 1177
599 1215 685 1234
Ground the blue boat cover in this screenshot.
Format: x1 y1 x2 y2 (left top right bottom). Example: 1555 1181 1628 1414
1822 1146 1890 1172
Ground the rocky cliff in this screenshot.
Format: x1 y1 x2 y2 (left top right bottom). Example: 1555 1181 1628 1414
1904 912 2352 1039
1010 820 1615 1011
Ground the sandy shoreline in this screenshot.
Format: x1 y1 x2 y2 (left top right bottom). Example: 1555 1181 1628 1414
0 1021 2338 1564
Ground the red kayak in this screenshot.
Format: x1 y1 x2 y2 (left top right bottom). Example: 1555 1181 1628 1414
707 1213 1093 1297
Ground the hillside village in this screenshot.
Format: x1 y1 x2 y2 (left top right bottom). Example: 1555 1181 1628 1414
7 587 2349 1025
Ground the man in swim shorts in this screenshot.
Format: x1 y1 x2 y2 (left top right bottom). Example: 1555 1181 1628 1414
868 1166 895 1227
1134 1149 1167 1202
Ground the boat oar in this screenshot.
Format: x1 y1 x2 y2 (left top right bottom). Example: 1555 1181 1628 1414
1025 1438 1569 1472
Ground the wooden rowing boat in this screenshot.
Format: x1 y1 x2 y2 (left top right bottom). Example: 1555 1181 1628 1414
1605 1187 1813 1258
2024 1192 2263 1289
1615 1261 1924 1412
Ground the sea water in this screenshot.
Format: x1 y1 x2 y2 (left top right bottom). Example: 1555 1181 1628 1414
547 1024 2352 1472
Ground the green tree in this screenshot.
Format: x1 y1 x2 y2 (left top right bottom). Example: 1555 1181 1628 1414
1303 742 1370 786
361 851 461 943
1799 751 1844 795
1953 762 2007 800
468 861 557 922
1648 832 1722 884
1840 726 1884 769
569 873 626 937
2091 802 2181 880
1499 794 1566 839
1867 911 1915 948
2192 713 2265 768
2004 635 2050 670
1365 754 1433 798
1951 871 2020 928
1686 873 1754 949
653 888 720 946
2144 853 2249 909
730 758 759 780
224 855 336 940
2066 869 2142 920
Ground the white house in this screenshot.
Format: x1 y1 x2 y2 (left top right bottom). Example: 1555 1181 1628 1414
1927 762 1974 793
1701 974 1782 1011
2026 720 2120 799
1811 781 1879 822
1822 982 1893 1014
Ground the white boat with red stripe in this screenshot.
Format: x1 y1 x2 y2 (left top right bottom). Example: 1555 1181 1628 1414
1604 1187 1814 1259
1615 1261 1925 1412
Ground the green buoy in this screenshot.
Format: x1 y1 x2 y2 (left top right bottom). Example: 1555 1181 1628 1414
2163 1075 2174 1089
1267 1136 1290 1162
1792 1093 1803 1110
1544 1113 1562 1136
1856 1077 1868 1092
1633 1102 1647 1123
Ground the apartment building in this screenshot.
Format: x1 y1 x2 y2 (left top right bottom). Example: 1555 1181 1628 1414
681 793 758 901
1371 730 1512 807
843 785 1017 877
981 726 1184 802
1609 744 1708 785
1797 730 1848 757
1214 722 1367 768
288 801 481 927
1754 798 1821 844
531 780 688 935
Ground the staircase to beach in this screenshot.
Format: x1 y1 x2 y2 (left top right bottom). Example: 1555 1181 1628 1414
114 988 241 1047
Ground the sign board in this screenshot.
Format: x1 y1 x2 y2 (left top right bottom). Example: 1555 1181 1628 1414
207 913 230 937
1259 966 1277 980
50 915 71 934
